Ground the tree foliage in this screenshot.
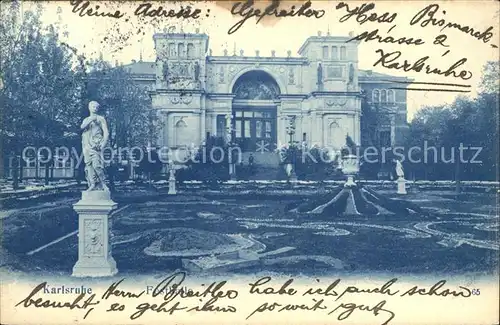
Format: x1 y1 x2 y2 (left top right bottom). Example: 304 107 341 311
1 3 80 153
85 58 157 149
1 2 159 184
406 61 499 181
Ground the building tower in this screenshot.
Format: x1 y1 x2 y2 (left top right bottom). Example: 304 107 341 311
151 28 209 155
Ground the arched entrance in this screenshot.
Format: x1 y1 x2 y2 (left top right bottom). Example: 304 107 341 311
231 70 280 152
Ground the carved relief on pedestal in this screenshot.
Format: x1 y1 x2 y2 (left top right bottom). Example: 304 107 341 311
83 219 104 256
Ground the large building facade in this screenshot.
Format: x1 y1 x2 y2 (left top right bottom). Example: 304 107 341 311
125 30 410 157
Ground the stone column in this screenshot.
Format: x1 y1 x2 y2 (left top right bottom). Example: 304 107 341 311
354 111 360 145
309 112 314 146
72 191 118 277
158 111 165 147
278 114 285 147
322 115 327 146
315 113 322 146
212 113 217 137
164 112 170 148
390 114 396 146
200 99 206 143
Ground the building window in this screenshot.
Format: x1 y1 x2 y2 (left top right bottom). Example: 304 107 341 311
178 43 185 57
372 89 380 103
379 131 391 147
168 43 176 56
175 118 189 146
331 46 338 60
322 46 329 59
381 89 387 103
216 115 226 137
340 46 347 60
387 89 395 103
187 43 195 57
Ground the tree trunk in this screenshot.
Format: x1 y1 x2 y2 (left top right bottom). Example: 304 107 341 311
12 157 19 190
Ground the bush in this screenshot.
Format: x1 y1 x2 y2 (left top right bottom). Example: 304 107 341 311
179 137 230 185
295 146 342 181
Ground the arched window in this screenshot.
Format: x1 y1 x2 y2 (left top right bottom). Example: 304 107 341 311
232 70 280 100
175 118 189 146
328 121 344 149
187 43 195 58
177 43 185 57
331 46 338 60
372 89 380 103
387 89 395 103
340 46 347 60
381 89 387 103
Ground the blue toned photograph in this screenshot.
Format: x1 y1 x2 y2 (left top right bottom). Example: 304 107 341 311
0 1 499 324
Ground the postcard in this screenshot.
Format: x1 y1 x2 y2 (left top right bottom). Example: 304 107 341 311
0 1 499 324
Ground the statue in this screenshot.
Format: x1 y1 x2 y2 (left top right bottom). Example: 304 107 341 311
395 160 404 179
317 63 323 85
194 61 200 82
349 64 354 83
162 61 168 81
81 101 109 192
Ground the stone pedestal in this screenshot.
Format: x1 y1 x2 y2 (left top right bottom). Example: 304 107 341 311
397 177 407 195
72 190 118 277
168 169 177 195
290 170 298 183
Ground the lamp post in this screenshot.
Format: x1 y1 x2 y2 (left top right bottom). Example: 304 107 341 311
167 159 177 195
286 116 296 145
285 116 297 183
226 114 237 181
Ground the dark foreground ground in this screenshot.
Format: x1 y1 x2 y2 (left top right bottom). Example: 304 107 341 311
1 184 498 277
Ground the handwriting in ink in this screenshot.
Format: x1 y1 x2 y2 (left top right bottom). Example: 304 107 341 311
187 296 237 313
348 25 425 46
302 279 341 297
134 3 202 19
329 300 396 325
401 279 472 297
152 271 238 303
131 301 187 320
228 0 325 35
101 278 145 300
410 4 495 45
246 299 327 319
335 278 400 301
69 0 125 19
15 282 100 320
335 2 397 25
248 276 297 295
373 49 473 80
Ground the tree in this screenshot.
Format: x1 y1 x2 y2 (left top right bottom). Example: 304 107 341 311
0 3 80 186
406 61 499 182
85 59 157 150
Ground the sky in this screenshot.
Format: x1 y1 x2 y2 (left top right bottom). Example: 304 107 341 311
20 0 500 119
